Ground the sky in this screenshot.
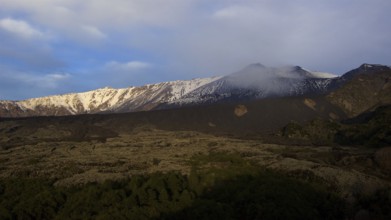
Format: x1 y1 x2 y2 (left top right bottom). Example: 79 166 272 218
0 0 390 100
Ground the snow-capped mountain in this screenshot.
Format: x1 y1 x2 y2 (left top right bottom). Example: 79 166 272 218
0 76 221 117
2 63 386 118
168 64 337 106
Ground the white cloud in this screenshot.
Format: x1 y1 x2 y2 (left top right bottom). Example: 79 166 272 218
214 5 257 20
0 0 195 36
45 73 71 81
39 73 71 89
10 72 71 89
0 18 46 40
0 64 73 100
0 70 73 100
81 25 106 40
105 61 151 71
93 60 155 88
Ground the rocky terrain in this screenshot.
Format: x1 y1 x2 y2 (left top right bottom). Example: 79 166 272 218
0 121 389 192
327 65 391 117
1 113 390 218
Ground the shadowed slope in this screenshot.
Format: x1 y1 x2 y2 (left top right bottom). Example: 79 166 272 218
0 95 345 150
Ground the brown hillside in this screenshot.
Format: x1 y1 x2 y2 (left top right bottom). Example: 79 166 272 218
327 70 391 117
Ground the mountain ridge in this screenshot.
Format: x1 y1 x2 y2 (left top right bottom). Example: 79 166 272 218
0 76 222 117
0 63 389 118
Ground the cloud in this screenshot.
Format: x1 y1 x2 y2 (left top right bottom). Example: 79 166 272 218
0 65 72 99
0 20 62 70
160 0 391 75
92 60 154 88
104 61 151 71
81 25 106 40
2 71 71 89
65 60 159 91
0 0 195 44
213 5 259 20
0 0 390 100
0 18 46 40
1 1 390 75
43 73 72 85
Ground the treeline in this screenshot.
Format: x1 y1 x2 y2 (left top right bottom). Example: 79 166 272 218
0 170 344 219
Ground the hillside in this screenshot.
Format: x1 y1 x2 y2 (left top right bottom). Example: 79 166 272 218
327 64 391 117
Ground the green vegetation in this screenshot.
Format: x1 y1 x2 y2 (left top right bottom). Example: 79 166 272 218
0 152 346 219
280 119 340 145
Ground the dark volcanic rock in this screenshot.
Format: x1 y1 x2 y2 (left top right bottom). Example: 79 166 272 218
374 147 391 172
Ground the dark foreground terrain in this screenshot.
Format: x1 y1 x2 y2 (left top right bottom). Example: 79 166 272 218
0 102 391 219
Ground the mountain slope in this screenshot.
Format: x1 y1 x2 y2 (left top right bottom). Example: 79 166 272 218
0 96 347 148
0 77 221 117
167 64 336 106
327 64 391 117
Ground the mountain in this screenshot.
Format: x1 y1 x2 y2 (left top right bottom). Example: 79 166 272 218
1 63 389 118
327 64 391 117
166 64 337 106
0 77 221 117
